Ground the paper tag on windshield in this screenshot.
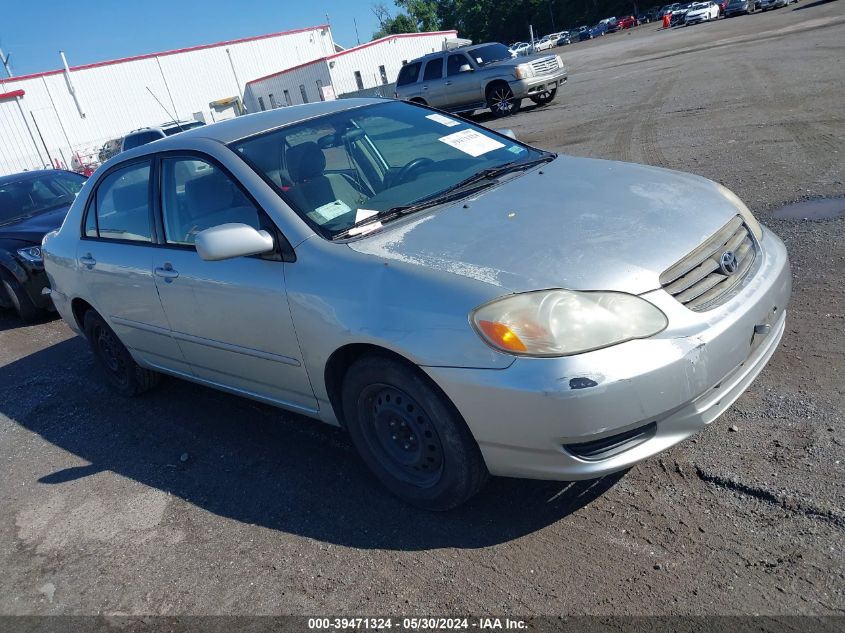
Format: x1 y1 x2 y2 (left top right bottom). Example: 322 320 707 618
426 113 461 127
308 200 351 224
438 129 505 157
355 208 379 222
348 221 383 236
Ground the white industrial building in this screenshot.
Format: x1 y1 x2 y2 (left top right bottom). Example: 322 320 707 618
0 24 335 175
243 30 458 112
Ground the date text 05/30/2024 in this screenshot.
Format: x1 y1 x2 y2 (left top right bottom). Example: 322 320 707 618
307 618 528 630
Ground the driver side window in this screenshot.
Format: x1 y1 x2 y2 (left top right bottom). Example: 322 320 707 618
161 158 261 246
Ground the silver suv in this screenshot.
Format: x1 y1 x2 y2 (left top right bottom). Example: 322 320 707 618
395 42 568 117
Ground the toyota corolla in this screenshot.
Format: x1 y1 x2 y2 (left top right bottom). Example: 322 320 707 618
42 99 790 510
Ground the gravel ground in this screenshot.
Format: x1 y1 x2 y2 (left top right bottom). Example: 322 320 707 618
1 1 843 618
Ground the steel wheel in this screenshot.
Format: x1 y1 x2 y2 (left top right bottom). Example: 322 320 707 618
358 383 444 488
93 321 129 387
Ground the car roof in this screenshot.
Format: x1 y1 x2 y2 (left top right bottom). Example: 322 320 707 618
115 98 386 159
0 169 81 185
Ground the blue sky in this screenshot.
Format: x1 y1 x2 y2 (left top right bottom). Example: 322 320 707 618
1 0 383 77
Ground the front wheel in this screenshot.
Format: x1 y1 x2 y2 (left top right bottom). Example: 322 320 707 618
487 84 521 118
83 310 159 396
341 355 489 510
530 88 557 106
1 273 41 323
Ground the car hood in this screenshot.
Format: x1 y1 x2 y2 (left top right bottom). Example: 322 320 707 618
0 205 71 244
486 53 556 70
348 156 743 295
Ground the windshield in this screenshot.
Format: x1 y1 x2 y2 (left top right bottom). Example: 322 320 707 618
230 101 546 239
468 44 513 66
0 172 85 224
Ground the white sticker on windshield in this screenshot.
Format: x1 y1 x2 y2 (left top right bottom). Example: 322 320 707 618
438 129 505 157
308 200 351 224
425 113 461 127
355 208 379 222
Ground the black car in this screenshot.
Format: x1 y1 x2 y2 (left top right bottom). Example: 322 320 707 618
0 170 87 322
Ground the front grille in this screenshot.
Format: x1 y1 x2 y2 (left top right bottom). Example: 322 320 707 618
530 57 559 75
660 215 756 311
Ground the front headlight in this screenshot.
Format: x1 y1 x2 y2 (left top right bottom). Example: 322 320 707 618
471 289 668 357
514 64 535 80
555 55 564 69
16 246 42 263
716 183 763 240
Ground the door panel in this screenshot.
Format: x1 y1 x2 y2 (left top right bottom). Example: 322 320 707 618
420 57 447 107
79 160 189 372
446 54 481 107
153 156 317 411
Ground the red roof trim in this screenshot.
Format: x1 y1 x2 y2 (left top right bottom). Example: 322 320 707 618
0 24 330 85
0 89 25 100
245 30 459 87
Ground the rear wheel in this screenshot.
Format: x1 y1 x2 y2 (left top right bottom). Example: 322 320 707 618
83 310 159 396
341 355 489 510
530 88 557 106
487 84 521 118
1 273 41 323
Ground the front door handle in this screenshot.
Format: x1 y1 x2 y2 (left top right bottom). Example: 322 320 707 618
79 254 96 268
154 263 179 282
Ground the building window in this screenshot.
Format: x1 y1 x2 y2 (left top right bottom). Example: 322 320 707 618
354 71 364 91
299 84 308 104
379 65 388 85
316 79 325 101
283 90 292 106
269 93 277 108
257 96 266 111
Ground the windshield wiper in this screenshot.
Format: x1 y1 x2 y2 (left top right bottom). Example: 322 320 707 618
331 153 556 241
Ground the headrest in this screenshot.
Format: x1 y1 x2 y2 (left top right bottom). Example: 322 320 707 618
185 172 234 215
111 181 148 211
286 142 326 183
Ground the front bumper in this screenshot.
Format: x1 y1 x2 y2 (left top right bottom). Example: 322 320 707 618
424 226 791 480
510 71 568 99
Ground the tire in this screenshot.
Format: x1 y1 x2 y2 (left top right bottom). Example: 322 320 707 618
1 273 41 323
341 355 489 511
83 309 159 396
529 88 557 106
410 98 427 106
486 84 521 118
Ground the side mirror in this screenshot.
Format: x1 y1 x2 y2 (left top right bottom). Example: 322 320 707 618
195 223 275 261
499 129 517 140
459 64 473 73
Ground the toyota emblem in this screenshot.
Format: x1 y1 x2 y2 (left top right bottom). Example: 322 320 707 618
719 250 738 276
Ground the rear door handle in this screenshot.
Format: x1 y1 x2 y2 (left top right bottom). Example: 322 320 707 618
79 254 96 268
154 264 179 282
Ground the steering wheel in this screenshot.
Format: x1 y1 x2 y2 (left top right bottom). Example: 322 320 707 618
396 157 434 184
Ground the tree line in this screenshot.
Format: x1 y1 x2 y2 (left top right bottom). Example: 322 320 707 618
372 0 652 43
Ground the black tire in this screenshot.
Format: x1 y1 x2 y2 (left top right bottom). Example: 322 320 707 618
410 98 427 106
486 84 521 118
341 355 489 511
529 88 558 106
1 273 41 323
83 309 159 396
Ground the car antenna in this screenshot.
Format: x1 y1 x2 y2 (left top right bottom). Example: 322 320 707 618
145 86 183 132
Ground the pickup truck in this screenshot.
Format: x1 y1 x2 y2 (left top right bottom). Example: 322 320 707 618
395 42 568 118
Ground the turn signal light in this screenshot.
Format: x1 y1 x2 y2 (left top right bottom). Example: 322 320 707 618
477 320 528 353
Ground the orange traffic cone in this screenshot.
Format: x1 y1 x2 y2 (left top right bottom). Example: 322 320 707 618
663 13 671 28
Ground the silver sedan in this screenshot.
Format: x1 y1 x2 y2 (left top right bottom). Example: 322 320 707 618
42 99 790 510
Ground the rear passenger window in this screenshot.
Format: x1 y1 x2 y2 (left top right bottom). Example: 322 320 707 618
90 162 152 242
396 62 421 86
161 158 261 246
423 58 443 81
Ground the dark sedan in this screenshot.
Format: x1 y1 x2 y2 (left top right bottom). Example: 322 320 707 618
725 0 757 15
0 170 86 322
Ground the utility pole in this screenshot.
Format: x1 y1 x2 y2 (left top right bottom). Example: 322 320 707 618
0 47 12 78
